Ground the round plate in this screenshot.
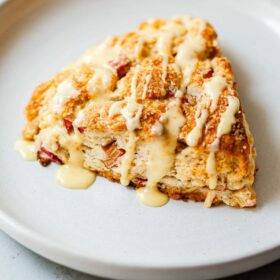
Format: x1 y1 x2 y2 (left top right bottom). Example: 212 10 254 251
1 0 280 279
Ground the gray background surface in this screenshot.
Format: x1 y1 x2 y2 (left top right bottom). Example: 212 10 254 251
0 230 279 280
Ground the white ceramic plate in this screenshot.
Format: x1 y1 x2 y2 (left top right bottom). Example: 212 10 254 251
1 0 280 279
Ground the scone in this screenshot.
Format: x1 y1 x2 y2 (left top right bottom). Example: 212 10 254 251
20 16 256 208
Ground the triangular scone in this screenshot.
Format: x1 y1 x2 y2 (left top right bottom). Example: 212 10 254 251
22 16 256 208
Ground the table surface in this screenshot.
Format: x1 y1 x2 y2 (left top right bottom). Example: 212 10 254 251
0 230 279 280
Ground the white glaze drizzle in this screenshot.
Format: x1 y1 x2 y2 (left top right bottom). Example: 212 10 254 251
56 164 96 189
175 17 207 87
15 139 37 161
204 190 216 208
162 18 187 36
175 89 184 98
136 98 185 207
176 35 205 86
206 95 240 191
108 100 126 118
206 151 217 190
56 129 96 189
120 131 138 186
187 76 227 183
86 67 114 97
204 76 227 113
210 138 220 152
121 102 143 131
52 79 80 113
156 32 172 95
186 109 208 147
79 37 118 66
73 109 85 127
151 121 163 136
157 32 173 57
35 124 65 152
217 96 240 138
120 66 142 185
141 73 152 100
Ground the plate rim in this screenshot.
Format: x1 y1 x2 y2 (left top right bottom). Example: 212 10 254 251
1 207 280 279
1 0 280 279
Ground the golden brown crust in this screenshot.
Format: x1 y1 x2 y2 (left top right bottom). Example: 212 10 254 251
159 186 221 206
90 167 255 208
158 186 256 208
25 80 53 122
94 169 121 183
22 16 256 208
25 70 72 122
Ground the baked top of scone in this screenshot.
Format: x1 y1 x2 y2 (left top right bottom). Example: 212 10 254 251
18 16 256 208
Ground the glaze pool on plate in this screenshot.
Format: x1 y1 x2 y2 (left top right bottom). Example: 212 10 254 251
0 0 280 279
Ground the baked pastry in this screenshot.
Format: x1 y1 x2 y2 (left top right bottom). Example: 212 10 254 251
20 16 256 208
